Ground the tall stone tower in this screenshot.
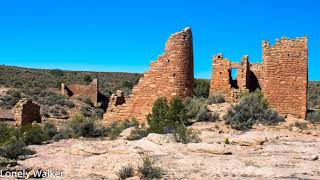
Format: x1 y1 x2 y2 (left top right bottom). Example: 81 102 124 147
262 37 308 118
104 27 194 123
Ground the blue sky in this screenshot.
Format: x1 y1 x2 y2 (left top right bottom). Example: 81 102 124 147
0 0 319 80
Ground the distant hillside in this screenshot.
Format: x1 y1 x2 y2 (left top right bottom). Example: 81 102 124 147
308 81 320 109
0 65 142 94
0 65 319 110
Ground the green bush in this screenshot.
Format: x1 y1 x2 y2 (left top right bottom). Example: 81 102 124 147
184 97 217 122
42 122 58 139
307 111 320 123
108 120 138 140
147 97 188 134
19 123 49 145
50 69 64 76
147 97 169 134
167 97 187 126
207 94 225 104
67 115 98 138
0 89 21 109
138 155 165 179
224 90 284 130
0 123 15 145
294 121 308 130
224 137 230 144
117 164 134 179
193 79 210 98
173 125 200 144
52 128 73 141
127 128 149 141
83 75 92 83
0 140 35 160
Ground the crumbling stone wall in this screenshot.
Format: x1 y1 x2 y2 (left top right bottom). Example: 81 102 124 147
61 79 99 106
13 98 41 126
104 27 194 123
262 37 308 118
209 54 250 102
210 37 308 119
249 63 263 91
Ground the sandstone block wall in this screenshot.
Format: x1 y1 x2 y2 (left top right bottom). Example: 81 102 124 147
104 27 194 123
262 37 308 118
61 79 99 106
209 54 250 102
13 98 41 126
210 37 308 119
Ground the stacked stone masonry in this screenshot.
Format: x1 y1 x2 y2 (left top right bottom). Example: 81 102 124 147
210 37 308 119
209 54 251 102
103 27 194 123
262 37 308 119
61 79 99 107
13 98 41 126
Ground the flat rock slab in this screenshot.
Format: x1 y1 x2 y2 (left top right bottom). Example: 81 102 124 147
19 125 320 179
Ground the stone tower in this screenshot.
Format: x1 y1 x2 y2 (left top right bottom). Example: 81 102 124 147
104 27 194 123
262 37 308 118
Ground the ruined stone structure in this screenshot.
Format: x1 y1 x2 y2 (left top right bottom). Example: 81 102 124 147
210 54 251 102
262 37 308 118
61 79 99 107
104 27 194 123
210 37 308 119
13 98 41 126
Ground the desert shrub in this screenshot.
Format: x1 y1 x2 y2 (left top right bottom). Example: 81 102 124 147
167 97 187 126
0 140 35 160
184 97 217 122
194 79 210 98
147 97 188 134
0 89 22 109
138 155 165 179
173 124 200 144
307 111 320 123
195 106 218 122
117 164 134 179
0 124 16 145
19 123 49 145
79 104 104 118
147 97 169 134
127 128 149 141
42 122 58 139
52 128 73 141
294 121 308 130
122 80 135 89
224 90 284 130
207 94 225 104
80 104 92 117
224 137 230 144
82 96 92 106
49 69 64 76
67 115 98 138
83 75 92 83
108 120 138 140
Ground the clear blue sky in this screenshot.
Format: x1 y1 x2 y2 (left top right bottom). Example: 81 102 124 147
0 0 319 80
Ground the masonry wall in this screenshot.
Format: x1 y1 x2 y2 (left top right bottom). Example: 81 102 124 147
61 79 99 106
14 98 41 126
104 27 194 123
209 54 232 101
262 37 308 118
209 54 250 102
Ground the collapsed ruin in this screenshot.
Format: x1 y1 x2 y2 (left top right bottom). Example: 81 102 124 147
103 27 194 123
210 37 308 119
61 79 105 107
57 28 308 122
13 98 41 126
